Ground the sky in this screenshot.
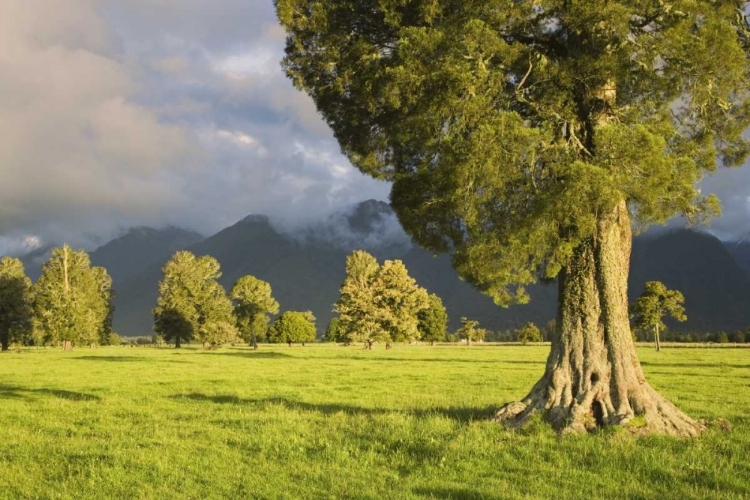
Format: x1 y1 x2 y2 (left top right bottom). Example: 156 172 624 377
0 0 748 255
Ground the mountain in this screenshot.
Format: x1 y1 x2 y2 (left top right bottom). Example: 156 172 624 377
14 201 750 336
724 238 750 272
89 226 204 283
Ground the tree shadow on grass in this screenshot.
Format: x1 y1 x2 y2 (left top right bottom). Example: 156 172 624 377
171 393 496 424
412 487 501 500
0 384 100 401
198 351 294 359
74 356 191 364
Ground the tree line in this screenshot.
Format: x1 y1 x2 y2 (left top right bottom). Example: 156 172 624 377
3 245 749 352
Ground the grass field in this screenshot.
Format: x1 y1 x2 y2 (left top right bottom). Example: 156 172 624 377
1 344 749 499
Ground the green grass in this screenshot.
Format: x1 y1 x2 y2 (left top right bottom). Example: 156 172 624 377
1 344 749 499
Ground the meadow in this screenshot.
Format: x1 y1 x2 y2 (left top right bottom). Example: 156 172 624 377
0 344 748 500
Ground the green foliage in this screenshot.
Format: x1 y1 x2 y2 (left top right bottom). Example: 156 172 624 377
456 317 487 344
0 257 33 350
107 333 122 346
268 311 316 345
418 293 448 344
324 317 342 343
517 322 543 344
732 330 747 343
153 251 237 348
33 245 113 347
335 250 429 346
277 0 750 306
717 332 730 344
631 281 687 344
230 275 279 346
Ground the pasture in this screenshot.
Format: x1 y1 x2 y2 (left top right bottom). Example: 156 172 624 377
0 344 748 499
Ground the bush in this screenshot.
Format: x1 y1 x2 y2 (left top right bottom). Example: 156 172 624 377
517 322 543 344
716 332 729 344
108 333 122 346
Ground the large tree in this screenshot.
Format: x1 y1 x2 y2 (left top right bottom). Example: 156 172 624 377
231 275 280 349
631 281 687 352
153 251 236 348
33 245 113 350
277 1 750 435
0 257 32 351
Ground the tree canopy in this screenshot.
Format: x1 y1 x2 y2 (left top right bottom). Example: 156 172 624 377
153 251 237 348
418 293 448 344
277 0 750 304
335 250 428 347
0 257 32 351
631 281 687 351
231 275 280 348
33 245 113 349
517 322 542 344
268 311 317 345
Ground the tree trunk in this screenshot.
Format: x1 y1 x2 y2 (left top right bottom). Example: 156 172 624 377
496 201 703 436
288 341 292 347
1 335 8 352
175 337 181 349
655 325 661 352
252 334 258 350
62 340 72 351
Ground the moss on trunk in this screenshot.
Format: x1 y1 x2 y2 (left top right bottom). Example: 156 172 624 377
496 201 703 436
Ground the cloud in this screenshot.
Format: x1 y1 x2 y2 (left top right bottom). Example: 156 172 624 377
0 0 391 255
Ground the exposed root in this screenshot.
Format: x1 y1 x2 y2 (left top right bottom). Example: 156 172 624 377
495 379 704 437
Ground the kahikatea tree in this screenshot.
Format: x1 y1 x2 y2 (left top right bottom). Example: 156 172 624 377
268 311 317 346
231 275 280 349
277 0 750 435
0 257 32 351
33 245 113 350
418 293 448 345
631 281 687 352
153 251 236 348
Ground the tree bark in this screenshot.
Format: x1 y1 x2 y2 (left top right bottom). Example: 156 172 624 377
655 325 661 352
62 340 72 351
175 337 181 349
252 334 258 350
496 201 703 436
1 334 8 352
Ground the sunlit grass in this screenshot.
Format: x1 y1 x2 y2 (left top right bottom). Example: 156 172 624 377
1 344 748 499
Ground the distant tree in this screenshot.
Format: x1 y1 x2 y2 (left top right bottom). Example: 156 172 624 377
108 333 122 346
716 332 730 344
153 251 236 348
335 250 429 349
0 257 33 351
631 281 687 352
324 317 342 343
33 245 113 350
517 322 543 345
376 260 429 346
231 275 279 350
335 250 385 347
731 330 746 344
456 318 486 346
418 293 448 345
268 311 316 346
